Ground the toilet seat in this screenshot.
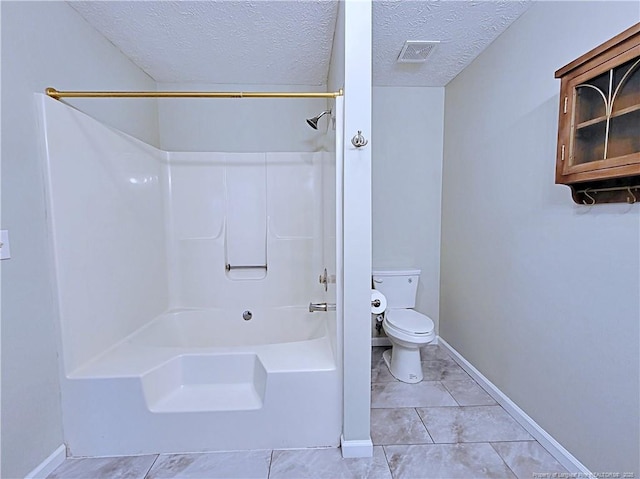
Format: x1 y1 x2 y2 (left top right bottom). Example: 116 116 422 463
385 309 434 335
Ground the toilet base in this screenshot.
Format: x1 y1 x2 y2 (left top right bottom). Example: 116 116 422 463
382 347 423 384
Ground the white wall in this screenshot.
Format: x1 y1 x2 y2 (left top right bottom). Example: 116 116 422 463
340 0 373 457
0 2 158 477
441 2 639 474
372 87 444 332
157 83 329 152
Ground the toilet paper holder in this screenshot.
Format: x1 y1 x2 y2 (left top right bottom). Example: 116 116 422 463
371 289 387 315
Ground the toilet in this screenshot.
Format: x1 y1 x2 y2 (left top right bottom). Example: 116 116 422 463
373 269 435 383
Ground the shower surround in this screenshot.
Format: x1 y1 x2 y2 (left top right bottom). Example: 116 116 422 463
39 95 341 456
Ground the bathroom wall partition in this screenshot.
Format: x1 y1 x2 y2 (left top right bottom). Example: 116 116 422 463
39 94 342 456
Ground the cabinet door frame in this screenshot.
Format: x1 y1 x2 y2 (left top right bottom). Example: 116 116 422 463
555 23 640 186
562 47 640 176
558 47 640 182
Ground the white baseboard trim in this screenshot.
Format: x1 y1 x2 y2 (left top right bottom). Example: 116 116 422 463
437 337 591 475
25 444 66 479
340 435 373 458
371 337 391 347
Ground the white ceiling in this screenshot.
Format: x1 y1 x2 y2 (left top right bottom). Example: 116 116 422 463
373 0 530 86
69 0 531 88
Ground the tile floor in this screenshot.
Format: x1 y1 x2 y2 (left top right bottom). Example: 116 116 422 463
47 345 569 479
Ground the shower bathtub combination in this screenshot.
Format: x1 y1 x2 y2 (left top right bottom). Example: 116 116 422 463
64 307 339 456
39 92 343 457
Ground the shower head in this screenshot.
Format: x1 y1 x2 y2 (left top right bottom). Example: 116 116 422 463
306 110 332 130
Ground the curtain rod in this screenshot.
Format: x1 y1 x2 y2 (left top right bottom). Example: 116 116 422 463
45 87 343 100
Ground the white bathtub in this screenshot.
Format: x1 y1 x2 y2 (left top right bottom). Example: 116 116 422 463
133 307 326 348
64 307 341 456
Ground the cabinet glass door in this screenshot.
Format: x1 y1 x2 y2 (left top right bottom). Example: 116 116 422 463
608 57 640 160
565 54 640 174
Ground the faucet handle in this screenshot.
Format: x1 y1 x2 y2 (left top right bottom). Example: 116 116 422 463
319 268 328 292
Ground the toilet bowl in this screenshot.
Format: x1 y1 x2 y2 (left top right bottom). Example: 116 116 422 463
382 309 435 383
373 269 435 383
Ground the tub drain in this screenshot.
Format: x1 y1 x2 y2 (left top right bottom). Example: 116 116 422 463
242 310 252 321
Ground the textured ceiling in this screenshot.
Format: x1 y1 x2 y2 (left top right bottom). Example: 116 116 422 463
373 0 531 86
69 0 531 88
69 1 338 86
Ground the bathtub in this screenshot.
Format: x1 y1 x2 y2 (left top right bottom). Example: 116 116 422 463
63 307 342 457
132 307 327 348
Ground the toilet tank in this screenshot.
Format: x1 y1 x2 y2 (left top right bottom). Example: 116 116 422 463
372 269 421 309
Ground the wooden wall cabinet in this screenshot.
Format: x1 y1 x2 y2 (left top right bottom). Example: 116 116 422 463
555 23 640 204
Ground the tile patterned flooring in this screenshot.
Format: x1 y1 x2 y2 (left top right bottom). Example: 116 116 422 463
47 345 568 479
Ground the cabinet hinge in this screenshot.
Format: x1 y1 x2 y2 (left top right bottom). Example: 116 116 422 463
561 144 565 161
563 96 568 114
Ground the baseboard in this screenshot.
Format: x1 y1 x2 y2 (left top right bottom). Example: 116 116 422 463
25 444 66 479
340 435 373 458
437 337 591 475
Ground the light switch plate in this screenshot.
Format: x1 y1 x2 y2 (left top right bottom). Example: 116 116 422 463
1 230 11 260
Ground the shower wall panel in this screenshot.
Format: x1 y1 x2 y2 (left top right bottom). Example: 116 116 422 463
225 154 267 280
40 96 170 374
167 152 325 310
40 95 334 372
321 148 338 360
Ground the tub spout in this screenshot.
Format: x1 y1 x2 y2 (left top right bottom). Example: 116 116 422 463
309 302 336 312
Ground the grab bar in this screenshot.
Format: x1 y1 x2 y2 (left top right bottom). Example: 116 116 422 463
226 264 268 271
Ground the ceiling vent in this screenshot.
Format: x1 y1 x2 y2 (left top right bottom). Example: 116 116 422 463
397 41 440 63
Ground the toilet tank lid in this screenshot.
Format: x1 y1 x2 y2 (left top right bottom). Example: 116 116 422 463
372 269 421 277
